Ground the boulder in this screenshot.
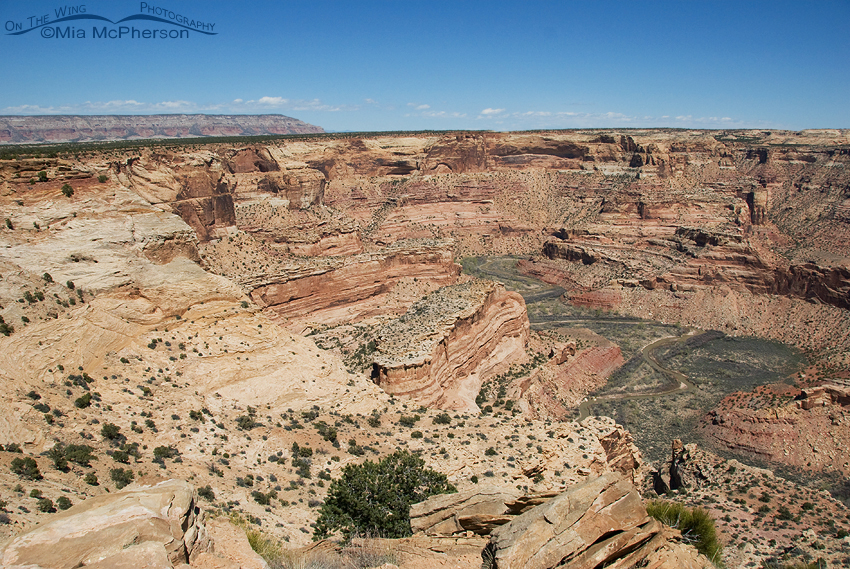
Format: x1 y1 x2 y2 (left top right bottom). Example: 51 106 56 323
1 479 210 569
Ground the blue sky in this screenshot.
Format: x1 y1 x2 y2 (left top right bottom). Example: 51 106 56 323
0 0 847 131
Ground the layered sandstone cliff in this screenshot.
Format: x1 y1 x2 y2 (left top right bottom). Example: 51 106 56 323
371 280 529 411
247 239 461 329
699 383 850 473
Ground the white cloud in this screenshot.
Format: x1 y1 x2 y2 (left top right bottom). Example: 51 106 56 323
257 96 289 106
1 96 362 116
421 110 466 118
415 104 430 110
480 108 505 115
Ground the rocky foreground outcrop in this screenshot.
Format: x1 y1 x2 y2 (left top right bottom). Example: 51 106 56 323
0 479 266 569
0 114 323 144
410 472 713 569
371 280 529 411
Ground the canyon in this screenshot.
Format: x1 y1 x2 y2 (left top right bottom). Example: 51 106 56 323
0 127 849 568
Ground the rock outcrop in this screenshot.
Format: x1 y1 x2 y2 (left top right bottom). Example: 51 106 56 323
485 472 713 569
410 487 527 536
0 114 323 144
699 383 850 474
370 280 529 410
514 343 625 420
2 479 229 569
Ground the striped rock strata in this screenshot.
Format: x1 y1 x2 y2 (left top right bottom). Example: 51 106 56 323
371 280 529 411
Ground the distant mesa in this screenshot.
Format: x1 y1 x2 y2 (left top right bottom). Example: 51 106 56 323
0 114 324 144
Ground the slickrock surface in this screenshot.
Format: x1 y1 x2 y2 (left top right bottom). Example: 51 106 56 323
0 114 323 144
371 280 529 411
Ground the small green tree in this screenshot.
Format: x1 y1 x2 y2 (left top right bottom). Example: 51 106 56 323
313 450 455 541
97 175 108 183
37 171 48 182
60 184 74 198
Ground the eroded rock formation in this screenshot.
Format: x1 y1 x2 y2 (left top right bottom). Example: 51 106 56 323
699 383 850 474
371 280 529 411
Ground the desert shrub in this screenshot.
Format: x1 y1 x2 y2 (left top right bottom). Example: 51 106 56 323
197 485 215 501
60 183 74 197
56 496 72 510
646 500 723 566
46 444 68 471
111 450 130 464
153 445 178 462
37 170 47 182
411 431 423 439
74 393 92 408
398 414 420 427
97 174 108 183
236 415 257 430
83 472 98 485
314 450 456 540
65 444 95 466
433 412 451 425
10 457 42 480
367 414 381 428
252 490 277 505
37 497 55 513
100 422 122 442
110 467 134 489
314 420 338 442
